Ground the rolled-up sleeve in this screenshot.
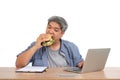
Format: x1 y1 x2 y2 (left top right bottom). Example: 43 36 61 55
16 42 36 63
70 43 83 66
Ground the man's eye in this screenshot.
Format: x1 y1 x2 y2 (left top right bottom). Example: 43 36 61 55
48 27 51 29
54 29 59 32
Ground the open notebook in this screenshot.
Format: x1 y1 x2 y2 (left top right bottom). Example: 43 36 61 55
16 66 47 73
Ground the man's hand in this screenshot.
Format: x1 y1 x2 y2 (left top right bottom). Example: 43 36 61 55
77 61 84 68
35 34 51 48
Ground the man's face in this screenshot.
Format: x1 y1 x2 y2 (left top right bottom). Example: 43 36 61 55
46 21 64 42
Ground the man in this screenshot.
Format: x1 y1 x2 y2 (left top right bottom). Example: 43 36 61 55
16 16 84 68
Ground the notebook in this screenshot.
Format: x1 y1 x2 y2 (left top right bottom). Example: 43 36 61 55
16 66 47 73
64 48 110 73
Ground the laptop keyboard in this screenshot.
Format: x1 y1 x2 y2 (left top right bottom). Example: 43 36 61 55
64 67 82 73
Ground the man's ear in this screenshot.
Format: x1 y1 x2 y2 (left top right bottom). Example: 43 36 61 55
61 32 65 37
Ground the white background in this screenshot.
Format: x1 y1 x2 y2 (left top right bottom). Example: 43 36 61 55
0 0 120 67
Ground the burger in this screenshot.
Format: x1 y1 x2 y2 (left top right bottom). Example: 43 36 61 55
41 34 54 46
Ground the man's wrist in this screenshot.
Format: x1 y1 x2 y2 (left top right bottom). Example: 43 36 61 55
33 44 42 50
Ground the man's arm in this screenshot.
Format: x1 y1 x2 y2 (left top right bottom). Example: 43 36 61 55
15 34 54 68
15 45 40 68
15 34 46 68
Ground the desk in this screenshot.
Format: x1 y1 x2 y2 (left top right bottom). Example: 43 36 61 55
0 67 120 80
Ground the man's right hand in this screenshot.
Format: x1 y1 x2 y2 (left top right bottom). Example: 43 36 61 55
34 33 51 48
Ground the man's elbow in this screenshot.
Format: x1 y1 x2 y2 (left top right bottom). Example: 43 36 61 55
15 62 26 69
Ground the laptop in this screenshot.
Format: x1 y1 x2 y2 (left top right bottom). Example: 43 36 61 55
64 48 110 73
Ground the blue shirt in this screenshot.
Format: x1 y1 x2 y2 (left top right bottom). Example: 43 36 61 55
18 39 83 67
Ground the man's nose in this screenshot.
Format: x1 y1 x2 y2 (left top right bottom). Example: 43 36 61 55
49 29 54 33
48 29 54 36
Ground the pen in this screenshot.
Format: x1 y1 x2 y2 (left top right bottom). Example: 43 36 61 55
45 68 48 72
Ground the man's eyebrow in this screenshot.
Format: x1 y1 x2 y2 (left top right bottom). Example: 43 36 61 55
48 24 51 26
55 27 60 29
